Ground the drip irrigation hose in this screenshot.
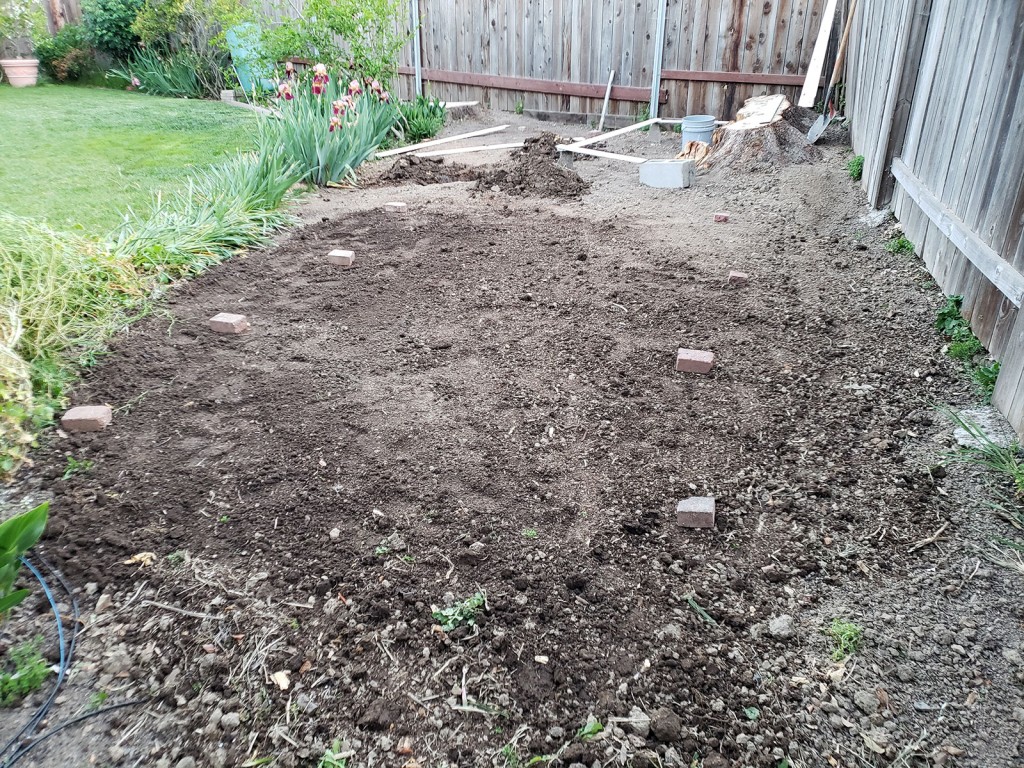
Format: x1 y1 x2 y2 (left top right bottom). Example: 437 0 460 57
4 700 145 764
0 553 79 767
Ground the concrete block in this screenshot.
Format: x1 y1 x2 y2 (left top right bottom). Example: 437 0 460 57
328 249 355 267
639 159 695 189
208 312 250 334
675 348 715 374
61 405 113 433
384 202 408 214
714 212 729 222
219 90 236 102
677 497 715 528
728 270 748 286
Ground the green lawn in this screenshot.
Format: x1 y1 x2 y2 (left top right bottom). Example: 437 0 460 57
0 85 256 234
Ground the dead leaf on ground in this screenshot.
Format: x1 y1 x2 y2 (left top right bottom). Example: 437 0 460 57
123 552 156 567
271 670 290 690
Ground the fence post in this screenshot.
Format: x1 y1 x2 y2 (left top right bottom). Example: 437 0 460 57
649 0 668 119
411 0 423 97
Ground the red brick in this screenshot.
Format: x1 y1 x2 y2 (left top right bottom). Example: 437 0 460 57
385 202 408 214
677 497 715 528
675 348 715 374
714 212 729 223
728 270 748 286
61 405 113 433
208 313 250 334
328 249 355 267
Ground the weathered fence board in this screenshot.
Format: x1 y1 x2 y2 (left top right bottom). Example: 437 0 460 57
847 0 1024 433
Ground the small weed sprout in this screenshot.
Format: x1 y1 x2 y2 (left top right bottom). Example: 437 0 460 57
374 544 390 557
432 591 486 631
217 514 229 524
514 99 524 115
88 689 110 710
522 528 538 539
317 740 348 768
826 619 864 661
847 155 864 180
62 455 93 479
885 236 915 255
576 717 604 740
0 640 50 706
935 296 998 401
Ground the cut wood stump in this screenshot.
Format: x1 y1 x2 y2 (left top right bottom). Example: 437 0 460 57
703 95 819 172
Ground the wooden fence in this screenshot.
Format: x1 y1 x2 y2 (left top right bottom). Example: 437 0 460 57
392 0 829 120
846 0 1024 431
44 0 830 120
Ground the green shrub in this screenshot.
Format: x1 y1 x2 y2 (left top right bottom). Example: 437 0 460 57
847 155 864 180
34 24 93 82
0 640 49 706
258 74 397 186
260 0 407 86
0 0 47 52
398 95 446 143
82 0 143 59
0 502 47 618
973 360 1000 402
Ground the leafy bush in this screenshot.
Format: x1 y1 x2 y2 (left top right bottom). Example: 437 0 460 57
260 0 408 86
110 46 208 98
0 502 47 618
82 0 143 59
973 360 1000 401
34 24 93 82
0 0 47 52
0 640 49 706
398 95 446 143
258 72 397 186
847 154 864 180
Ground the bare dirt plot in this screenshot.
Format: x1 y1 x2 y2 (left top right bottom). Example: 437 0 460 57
4 112 1023 768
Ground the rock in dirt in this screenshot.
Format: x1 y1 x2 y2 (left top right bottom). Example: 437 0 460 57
952 406 1016 449
95 593 113 614
854 690 880 714
650 707 683 742
626 706 651 738
174 758 197 768
359 699 400 731
768 614 797 639
476 133 590 199
702 753 729 768
220 712 240 731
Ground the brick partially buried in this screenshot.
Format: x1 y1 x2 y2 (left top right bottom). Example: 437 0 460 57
728 270 748 286
384 202 408 214
676 348 715 374
328 249 355 268
677 497 715 528
61 405 113 433
208 312 250 334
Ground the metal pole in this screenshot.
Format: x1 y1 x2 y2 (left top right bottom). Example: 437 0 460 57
411 0 423 97
649 0 668 119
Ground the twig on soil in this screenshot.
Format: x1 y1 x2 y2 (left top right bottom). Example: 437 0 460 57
140 599 224 620
461 665 469 708
907 522 950 553
431 655 460 680
377 637 397 664
407 692 440 709
683 593 718 625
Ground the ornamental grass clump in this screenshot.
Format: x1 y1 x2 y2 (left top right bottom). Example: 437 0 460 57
259 68 398 186
111 149 301 279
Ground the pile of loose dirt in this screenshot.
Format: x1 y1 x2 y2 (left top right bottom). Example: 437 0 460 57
476 131 590 198
378 155 480 186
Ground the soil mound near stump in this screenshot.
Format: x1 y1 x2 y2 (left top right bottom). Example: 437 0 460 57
379 155 480 185
477 132 590 199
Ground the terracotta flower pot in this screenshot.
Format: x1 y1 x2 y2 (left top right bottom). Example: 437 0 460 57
0 58 40 88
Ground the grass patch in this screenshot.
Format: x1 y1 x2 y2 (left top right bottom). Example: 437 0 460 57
826 619 863 661
0 640 50 706
935 296 998 401
885 236 915 255
0 85 255 233
847 155 864 180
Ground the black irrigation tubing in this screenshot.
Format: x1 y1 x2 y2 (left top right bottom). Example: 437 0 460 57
0 551 79 767
3 700 146 765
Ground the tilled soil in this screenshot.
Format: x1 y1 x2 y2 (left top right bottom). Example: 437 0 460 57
2 114 1023 768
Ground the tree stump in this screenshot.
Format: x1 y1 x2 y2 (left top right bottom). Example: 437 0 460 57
703 95 820 172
